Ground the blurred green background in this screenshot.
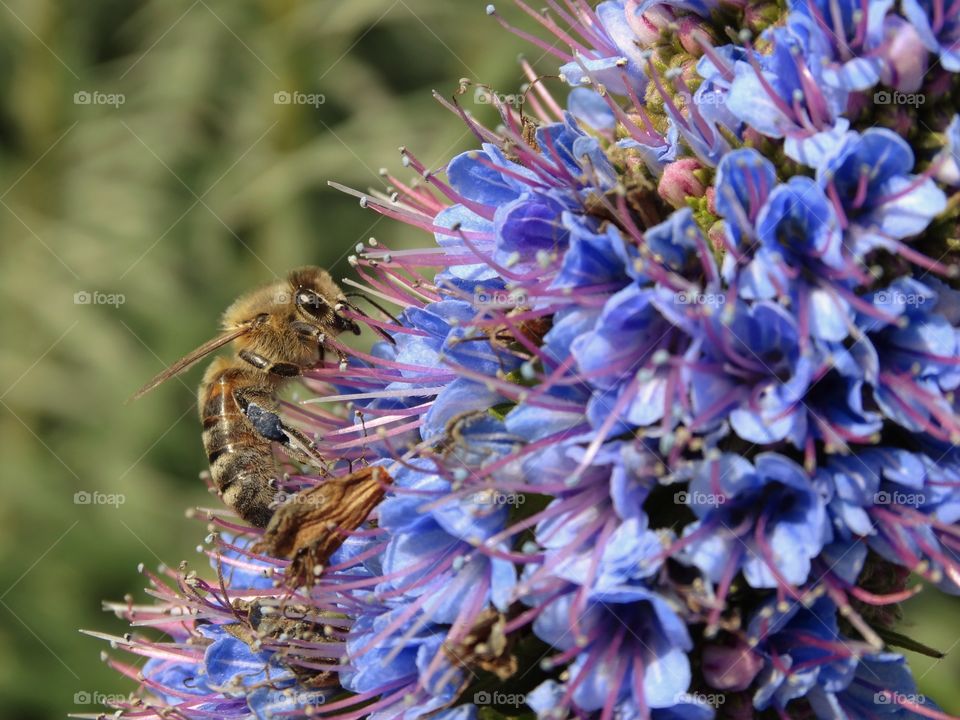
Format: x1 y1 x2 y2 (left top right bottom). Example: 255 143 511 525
0 1 956 718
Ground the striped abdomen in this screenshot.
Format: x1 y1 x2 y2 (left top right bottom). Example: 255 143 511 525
199 361 278 527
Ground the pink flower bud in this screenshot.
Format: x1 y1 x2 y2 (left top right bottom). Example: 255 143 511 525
657 158 707 208
880 16 929 93
625 0 674 46
705 186 717 216
677 16 712 56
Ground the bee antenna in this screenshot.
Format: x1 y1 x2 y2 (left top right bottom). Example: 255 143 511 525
342 292 401 324
340 293 399 345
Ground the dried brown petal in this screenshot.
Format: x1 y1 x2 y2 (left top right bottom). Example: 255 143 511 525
254 466 392 582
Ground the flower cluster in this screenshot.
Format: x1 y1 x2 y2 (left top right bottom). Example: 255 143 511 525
93 1 960 719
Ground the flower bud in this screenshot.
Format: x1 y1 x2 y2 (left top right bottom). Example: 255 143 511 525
625 0 674 46
880 16 928 93
658 157 707 207
677 16 713 56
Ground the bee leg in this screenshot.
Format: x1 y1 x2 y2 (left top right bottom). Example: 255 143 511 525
267 363 301 377
332 302 363 336
318 341 348 370
238 349 270 370
238 350 302 378
234 390 326 470
277 423 327 470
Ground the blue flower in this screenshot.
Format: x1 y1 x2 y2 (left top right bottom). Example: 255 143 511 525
734 175 856 342
687 299 815 444
343 609 464 716
860 278 960 439
807 653 943 718
819 128 948 254
680 453 830 589
550 212 636 290
714 147 776 252
726 14 850 164
789 0 893 90
748 596 859 713
495 190 573 263
903 0 960 71
572 283 684 430
559 1 648 94
531 588 693 713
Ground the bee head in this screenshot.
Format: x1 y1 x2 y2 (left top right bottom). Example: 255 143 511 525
287 267 360 336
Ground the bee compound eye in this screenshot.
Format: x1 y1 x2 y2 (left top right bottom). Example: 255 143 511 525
296 289 327 317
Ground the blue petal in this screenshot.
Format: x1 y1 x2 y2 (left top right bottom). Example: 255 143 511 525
422 378 502 441
446 147 520 206
867 175 947 239
568 87 616 131
784 119 850 166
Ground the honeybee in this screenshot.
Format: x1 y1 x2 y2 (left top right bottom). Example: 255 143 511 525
133 267 368 527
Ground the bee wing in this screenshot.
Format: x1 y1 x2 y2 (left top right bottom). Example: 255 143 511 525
130 326 251 400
